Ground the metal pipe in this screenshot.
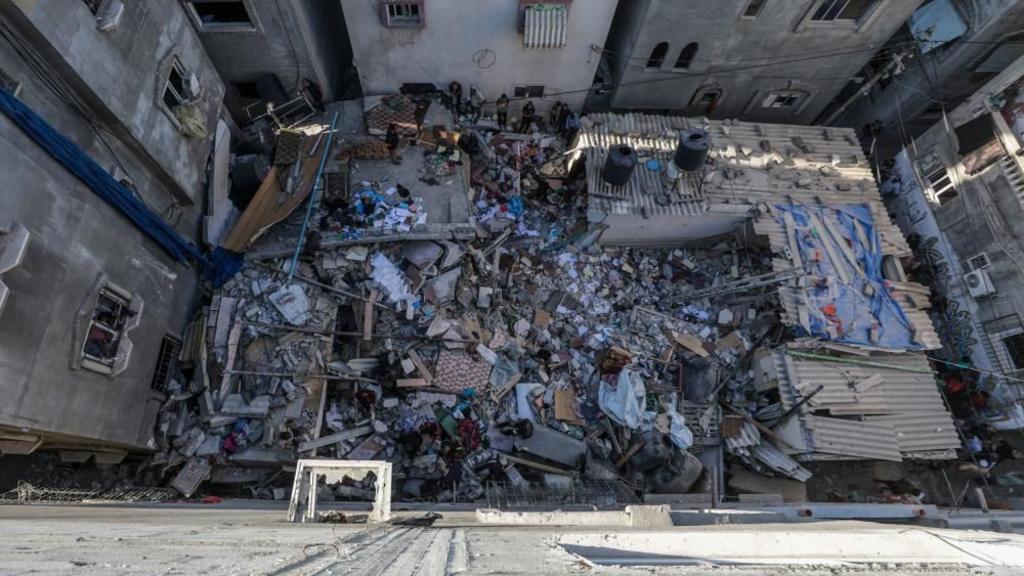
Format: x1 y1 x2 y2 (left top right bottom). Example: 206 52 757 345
288 110 339 282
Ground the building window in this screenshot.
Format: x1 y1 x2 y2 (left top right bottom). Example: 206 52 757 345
1004 333 1024 370
967 253 992 271
924 164 958 205
514 85 544 98
81 0 103 14
151 335 182 393
381 1 424 28
81 287 132 374
674 43 699 70
763 92 803 108
811 0 877 21
646 42 669 69
185 1 255 31
233 81 260 101
162 58 188 109
743 0 767 18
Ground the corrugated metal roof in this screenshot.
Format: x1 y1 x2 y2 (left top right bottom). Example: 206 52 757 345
768 349 960 461
803 415 903 461
574 117 706 218
523 4 568 49
573 112 940 351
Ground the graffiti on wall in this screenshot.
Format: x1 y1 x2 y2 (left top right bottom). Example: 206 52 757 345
908 234 979 361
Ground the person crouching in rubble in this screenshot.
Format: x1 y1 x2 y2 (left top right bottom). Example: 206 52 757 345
385 123 402 165
449 81 463 115
468 85 485 124
519 100 536 133
496 94 509 130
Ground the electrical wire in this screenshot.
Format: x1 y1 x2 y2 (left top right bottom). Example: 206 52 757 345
0 18 181 220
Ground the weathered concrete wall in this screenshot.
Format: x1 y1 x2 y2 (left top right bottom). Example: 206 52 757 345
0 4 213 451
607 0 923 124
835 0 1024 159
193 0 342 101
889 53 1024 378
340 0 619 113
2 0 224 204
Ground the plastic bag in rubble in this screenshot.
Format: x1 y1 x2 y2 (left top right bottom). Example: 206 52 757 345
669 412 694 449
370 252 413 304
598 369 646 429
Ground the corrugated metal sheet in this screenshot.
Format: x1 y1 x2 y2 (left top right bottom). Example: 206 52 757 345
803 415 903 461
768 349 960 461
573 112 940 351
523 4 568 49
866 413 961 455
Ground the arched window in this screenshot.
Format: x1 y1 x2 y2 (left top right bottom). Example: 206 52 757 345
646 42 669 69
674 43 698 70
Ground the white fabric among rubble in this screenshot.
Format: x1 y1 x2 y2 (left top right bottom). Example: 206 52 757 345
370 252 414 304
598 369 649 429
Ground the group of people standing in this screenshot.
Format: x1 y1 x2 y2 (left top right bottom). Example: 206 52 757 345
447 81 578 139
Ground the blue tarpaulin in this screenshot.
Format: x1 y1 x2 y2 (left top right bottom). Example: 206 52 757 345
0 88 240 287
775 203 922 350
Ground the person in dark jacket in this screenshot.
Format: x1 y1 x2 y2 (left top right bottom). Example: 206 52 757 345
385 123 402 164
496 94 509 131
518 100 536 133
449 81 463 114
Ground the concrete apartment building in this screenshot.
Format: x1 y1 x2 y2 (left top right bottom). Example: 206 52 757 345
593 0 923 123
182 0 357 120
0 0 224 460
826 0 1024 158
339 0 620 114
883 51 1024 429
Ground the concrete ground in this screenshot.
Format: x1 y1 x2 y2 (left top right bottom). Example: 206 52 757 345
3 502 1024 575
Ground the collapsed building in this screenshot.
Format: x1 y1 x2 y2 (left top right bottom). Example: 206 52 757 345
151 101 961 508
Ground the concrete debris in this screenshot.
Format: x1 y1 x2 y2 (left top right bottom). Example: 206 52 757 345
150 98 958 509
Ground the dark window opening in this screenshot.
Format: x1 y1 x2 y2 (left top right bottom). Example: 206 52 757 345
151 335 182 393
924 165 958 205
514 85 544 98
674 43 699 70
82 0 103 14
743 0 767 18
1005 333 1024 370
699 91 721 104
646 42 669 69
383 1 423 27
162 59 187 109
82 288 130 369
187 1 254 28
766 93 801 108
234 81 260 100
812 0 877 21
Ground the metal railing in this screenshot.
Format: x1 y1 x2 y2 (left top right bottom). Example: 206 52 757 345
0 481 177 505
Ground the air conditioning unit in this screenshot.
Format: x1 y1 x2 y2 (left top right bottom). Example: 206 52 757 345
965 269 996 298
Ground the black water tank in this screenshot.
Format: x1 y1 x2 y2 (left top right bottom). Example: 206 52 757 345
602 145 637 186
674 128 709 171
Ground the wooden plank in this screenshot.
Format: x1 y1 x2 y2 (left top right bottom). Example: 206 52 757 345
554 389 582 425
396 378 430 388
407 348 433 385
672 331 709 357
616 441 645 468
222 139 322 252
502 453 572 475
490 371 522 402
298 425 373 453
363 289 378 342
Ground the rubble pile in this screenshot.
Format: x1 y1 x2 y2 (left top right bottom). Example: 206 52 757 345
150 102 961 509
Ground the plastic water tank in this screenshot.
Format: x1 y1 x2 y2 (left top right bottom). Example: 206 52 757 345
673 128 710 172
602 145 637 186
